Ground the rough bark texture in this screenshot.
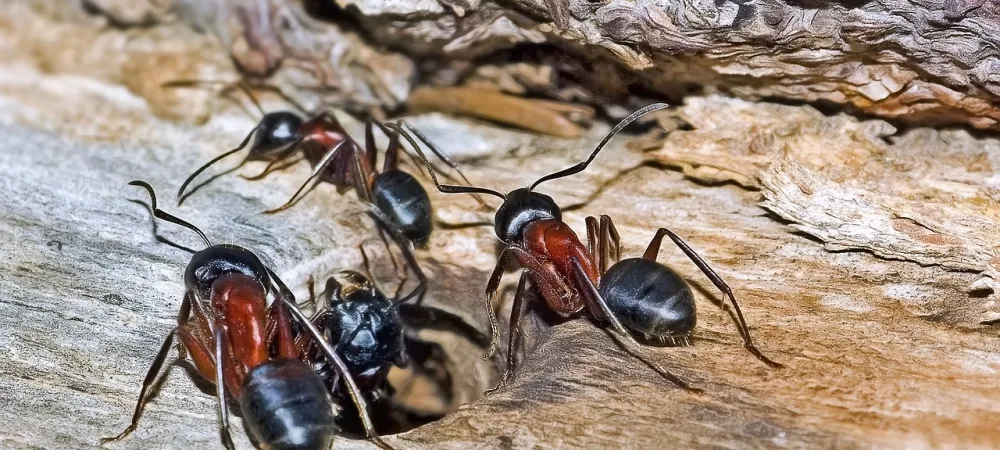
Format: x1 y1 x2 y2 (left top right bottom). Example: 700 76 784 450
78 0 1000 130
3 2 1000 450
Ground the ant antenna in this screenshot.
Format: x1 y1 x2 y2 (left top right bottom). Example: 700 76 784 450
391 121 479 188
164 78 312 116
129 180 212 247
387 122 507 200
529 103 670 191
176 130 257 204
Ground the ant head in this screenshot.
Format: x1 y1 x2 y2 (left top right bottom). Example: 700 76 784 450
494 187 562 244
320 271 404 377
249 111 304 158
128 180 273 297
185 244 271 298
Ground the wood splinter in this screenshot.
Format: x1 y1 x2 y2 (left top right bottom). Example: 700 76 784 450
407 87 595 138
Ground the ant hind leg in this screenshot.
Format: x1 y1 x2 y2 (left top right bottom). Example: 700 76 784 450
642 227 782 368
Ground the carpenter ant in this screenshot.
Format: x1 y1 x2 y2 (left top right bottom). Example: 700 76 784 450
167 80 476 304
167 79 350 205
388 104 782 393
303 245 491 434
102 181 392 450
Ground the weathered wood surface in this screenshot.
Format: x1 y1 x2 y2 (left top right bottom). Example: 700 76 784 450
78 0 1000 130
2 3 1000 450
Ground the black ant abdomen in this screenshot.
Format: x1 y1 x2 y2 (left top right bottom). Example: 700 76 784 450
370 170 433 248
239 359 340 450
599 258 697 344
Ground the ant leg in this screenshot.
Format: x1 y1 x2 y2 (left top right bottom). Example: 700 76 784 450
359 240 409 300
386 122 507 201
365 205 427 306
396 303 491 349
175 130 257 205
391 266 411 301
483 248 510 360
365 120 389 173
212 328 237 450
161 78 266 117
296 274 317 309
99 329 179 444
643 228 782 368
101 291 202 444
240 154 303 180
395 120 477 187
377 228 404 278
570 259 703 393
598 216 611 275
585 216 599 261
361 231 403 281
268 293 298 360
263 139 347 214
484 271 528 395
359 242 377 282
600 215 622 263
268 270 393 450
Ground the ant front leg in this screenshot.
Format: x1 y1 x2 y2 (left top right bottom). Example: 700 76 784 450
263 139 348 214
100 329 179 444
483 248 511 360
396 303 491 350
240 154 303 180
570 259 703 393
643 228 783 368
266 293 298 360
212 328 237 450
101 294 196 444
484 271 528 396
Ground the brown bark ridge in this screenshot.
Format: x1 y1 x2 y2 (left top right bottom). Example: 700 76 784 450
71 0 1000 130
347 0 1000 129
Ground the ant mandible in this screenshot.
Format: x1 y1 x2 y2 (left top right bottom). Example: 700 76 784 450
387 103 783 393
302 244 491 434
102 181 393 450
